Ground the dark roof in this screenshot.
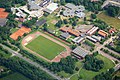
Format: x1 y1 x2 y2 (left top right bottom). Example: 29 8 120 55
60 32 70 39
36 19 46 26
72 46 88 58
0 18 7 26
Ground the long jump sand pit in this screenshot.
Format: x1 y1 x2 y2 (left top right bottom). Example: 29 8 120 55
22 31 71 62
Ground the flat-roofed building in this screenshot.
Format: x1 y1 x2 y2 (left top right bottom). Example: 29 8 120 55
60 32 71 40
86 26 98 36
39 0 51 7
63 9 75 17
44 3 58 14
63 3 85 18
86 36 97 43
92 35 101 41
72 46 88 59
72 37 84 44
65 3 76 9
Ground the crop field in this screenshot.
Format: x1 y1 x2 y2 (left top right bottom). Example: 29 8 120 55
0 72 30 80
26 35 65 60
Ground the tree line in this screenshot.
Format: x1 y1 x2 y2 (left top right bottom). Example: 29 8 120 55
0 0 27 11
84 54 104 72
0 48 55 80
60 0 105 12
19 49 77 74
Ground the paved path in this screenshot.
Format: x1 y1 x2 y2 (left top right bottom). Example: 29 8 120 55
114 63 120 71
94 36 120 62
0 44 63 80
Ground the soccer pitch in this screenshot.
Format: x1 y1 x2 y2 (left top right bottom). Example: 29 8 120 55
26 35 65 60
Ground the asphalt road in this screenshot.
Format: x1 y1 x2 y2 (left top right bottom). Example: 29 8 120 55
92 36 120 62
0 44 64 80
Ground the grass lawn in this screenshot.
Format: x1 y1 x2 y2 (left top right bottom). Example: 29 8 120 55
26 35 65 60
79 54 115 80
97 12 120 30
58 71 71 78
40 13 59 30
70 74 79 80
0 72 30 80
10 28 19 33
58 61 83 78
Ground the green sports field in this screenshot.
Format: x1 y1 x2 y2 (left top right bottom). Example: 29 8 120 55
26 35 65 60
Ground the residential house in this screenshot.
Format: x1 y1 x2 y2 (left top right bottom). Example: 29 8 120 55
0 8 9 26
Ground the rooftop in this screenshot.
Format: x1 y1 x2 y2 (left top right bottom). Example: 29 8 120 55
60 32 70 39
60 26 80 36
44 3 58 13
0 18 7 26
0 8 9 18
98 30 108 37
72 46 88 58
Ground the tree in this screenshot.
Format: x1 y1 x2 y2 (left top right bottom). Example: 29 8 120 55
70 44 77 50
91 14 97 19
84 55 104 72
43 23 48 31
72 21 77 26
60 0 65 5
63 19 68 24
55 20 63 28
23 17 37 28
106 6 120 17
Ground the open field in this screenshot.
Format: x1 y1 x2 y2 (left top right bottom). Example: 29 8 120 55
79 54 115 80
0 72 30 80
97 12 120 30
26 35 65 60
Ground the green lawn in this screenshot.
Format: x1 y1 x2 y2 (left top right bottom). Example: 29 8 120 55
58 61 83 79
0 72 30 80
26 35 65 60
70 74 79 80
79 54 115 80
40 13 59 30
58 71 71 78
10 28 19 33
97 12 120 30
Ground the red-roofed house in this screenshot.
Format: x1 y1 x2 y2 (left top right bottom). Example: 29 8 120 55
109 28 117 34
98 30 108 38
0 8 9 18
